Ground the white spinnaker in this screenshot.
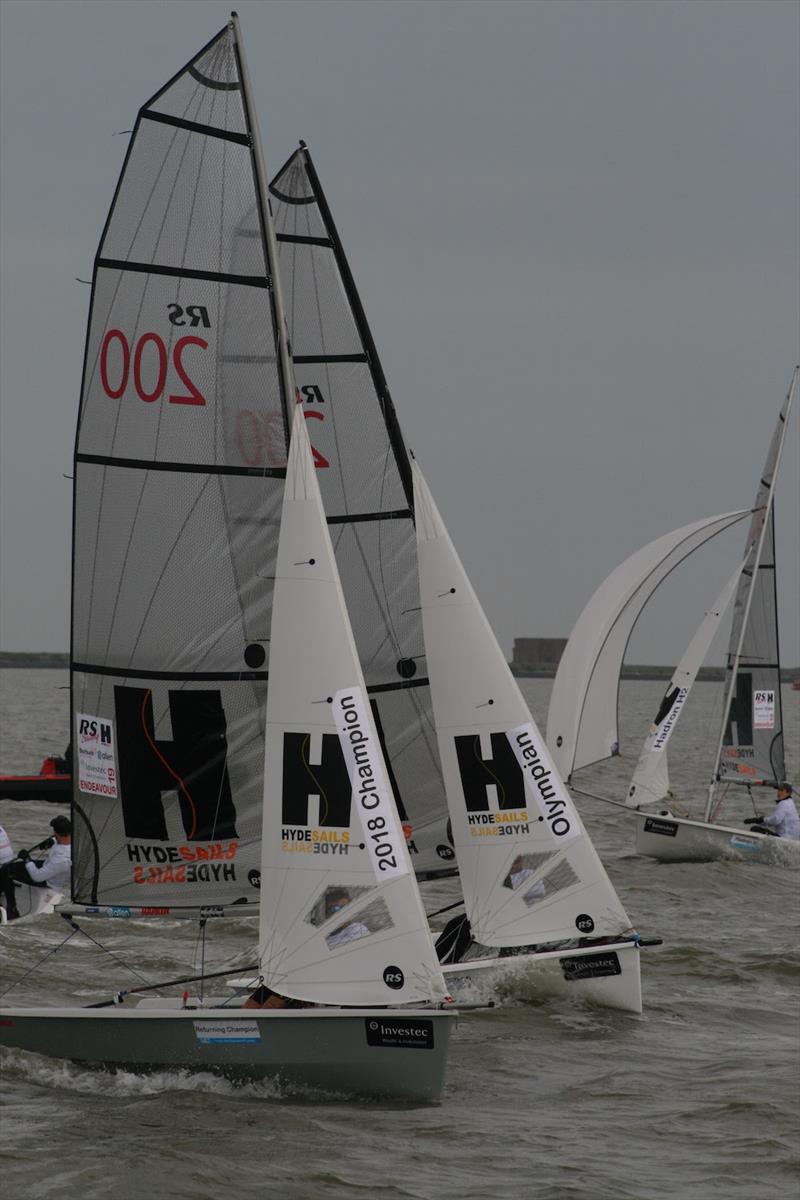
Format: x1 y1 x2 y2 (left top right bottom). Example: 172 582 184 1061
414 462 631 948
626 562 743 809
545 510 751 782
257 416 447 1006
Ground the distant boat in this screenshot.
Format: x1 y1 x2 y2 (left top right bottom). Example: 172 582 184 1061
631 371 799 864
547 369 799 866
0 752 71 804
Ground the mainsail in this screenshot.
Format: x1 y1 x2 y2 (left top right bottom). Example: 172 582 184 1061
71 25 292 906
708 371 797 813
545 509 751 783
258 416 447 1005
414 461 632 947
267 145 453 878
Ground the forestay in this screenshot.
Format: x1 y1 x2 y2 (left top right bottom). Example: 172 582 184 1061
626 562 743 809
710 373 797 809
546 510 750 783
257 418 448 1006
71 26 292 906
414 462 632 948
266 145 452 879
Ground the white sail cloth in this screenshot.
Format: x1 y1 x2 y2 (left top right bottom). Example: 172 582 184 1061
545 510 750 783
626 563 743 808
257 417 447 1006
413 461 631 948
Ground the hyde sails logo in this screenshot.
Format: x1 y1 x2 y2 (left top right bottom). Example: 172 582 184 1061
76 712 118 799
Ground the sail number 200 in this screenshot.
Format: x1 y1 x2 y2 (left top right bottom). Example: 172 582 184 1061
100 329 207 406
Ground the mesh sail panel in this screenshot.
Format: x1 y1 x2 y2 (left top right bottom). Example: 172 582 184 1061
716 388 792 791
270 148 452 878
71 26 289 906
720 510 785 786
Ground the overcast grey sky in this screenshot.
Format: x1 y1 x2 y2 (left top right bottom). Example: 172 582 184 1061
1 0 798 666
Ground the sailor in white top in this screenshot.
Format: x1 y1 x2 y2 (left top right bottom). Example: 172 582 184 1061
0 824 14 867
0 815 71 919
761 784 800 840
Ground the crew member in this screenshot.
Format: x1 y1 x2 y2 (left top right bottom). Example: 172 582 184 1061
759 782 800 840
0 815 71 920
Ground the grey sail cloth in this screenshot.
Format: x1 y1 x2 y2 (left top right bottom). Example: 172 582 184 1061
71 27 290 906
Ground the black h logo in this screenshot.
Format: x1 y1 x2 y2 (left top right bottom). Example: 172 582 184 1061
114 686 237 841
724 672 753 747
454 733 526 812
282 732 352 827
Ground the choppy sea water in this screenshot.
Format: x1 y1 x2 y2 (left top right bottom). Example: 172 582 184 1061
0 669 798 1200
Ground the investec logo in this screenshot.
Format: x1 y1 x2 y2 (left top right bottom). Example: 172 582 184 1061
652 686 689 751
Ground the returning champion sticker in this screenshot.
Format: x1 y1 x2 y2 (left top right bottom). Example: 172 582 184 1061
193 1020 261 1045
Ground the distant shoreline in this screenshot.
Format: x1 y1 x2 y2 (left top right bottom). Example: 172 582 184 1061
0 653 69 668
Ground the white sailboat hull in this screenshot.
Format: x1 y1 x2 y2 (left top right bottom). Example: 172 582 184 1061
0 885 61 925
442 939 642 1014
0 1005 455 1101
634 810 800 865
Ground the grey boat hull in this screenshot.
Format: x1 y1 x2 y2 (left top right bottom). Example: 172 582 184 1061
0 1005 455 1101
634 810 800 865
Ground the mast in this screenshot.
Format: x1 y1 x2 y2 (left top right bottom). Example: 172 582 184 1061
705 367 798 821
229 11 297 440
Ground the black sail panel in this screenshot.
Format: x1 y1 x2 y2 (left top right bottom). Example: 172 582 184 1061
71 26 289 906
270 147 454 878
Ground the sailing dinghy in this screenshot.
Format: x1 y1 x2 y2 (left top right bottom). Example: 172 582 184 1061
547 371 798 866
412 461 652 1013
632 372 799 864
0 17 454 1100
